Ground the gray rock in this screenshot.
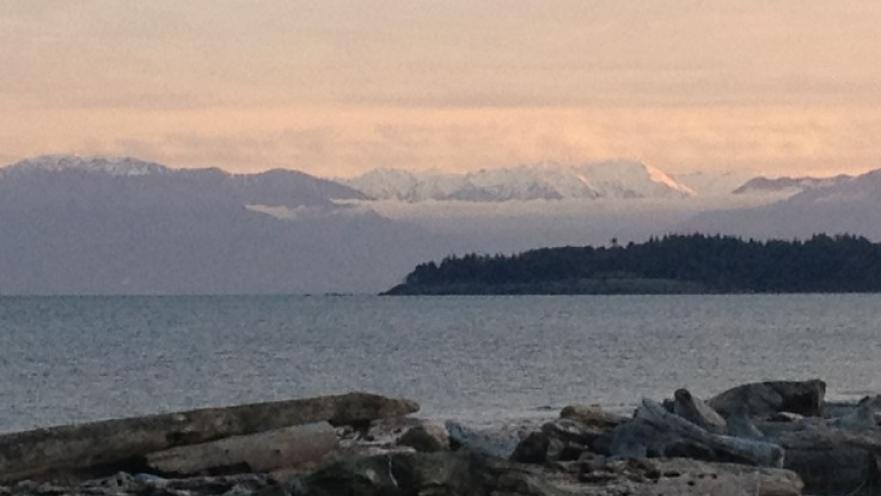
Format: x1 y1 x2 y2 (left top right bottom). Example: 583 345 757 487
581 457 804 496
773 425 881 495
673 388 727 434
830 400 879 430
397 423 449 453
708 379 826 419
288 450 803 496
540 419 601 446
510 432 560 464
559 405 626 429
445 421 522 459
288 451 484 496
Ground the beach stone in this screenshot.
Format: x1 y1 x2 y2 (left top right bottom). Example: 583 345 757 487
541 418 601 446
831 400 879 430
287 451 483 496
579 458 803 496
445 421 522 459
559 405 627 429
673 388 727 434
510 432 563 464
772 425 881 495
397 423 449 452
709 379 826 418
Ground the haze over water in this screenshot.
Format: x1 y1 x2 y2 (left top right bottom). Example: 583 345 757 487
2 294 879 433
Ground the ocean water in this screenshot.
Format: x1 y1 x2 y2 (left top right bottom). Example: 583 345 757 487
1 294 880 433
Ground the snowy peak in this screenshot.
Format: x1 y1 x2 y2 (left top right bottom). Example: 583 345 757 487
3 155 170 176
672 170 758 197
572 160 695 199
344 161 695 202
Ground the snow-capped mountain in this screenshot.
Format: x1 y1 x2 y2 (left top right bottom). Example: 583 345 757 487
343 161 695 202
0 154 367 207
732 174 852 195
673 170 757 197
1 154 170 176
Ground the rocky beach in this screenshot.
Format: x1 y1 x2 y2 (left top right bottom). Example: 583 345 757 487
2 380 881 495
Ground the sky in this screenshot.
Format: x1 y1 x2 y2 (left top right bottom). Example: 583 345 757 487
2 1 881 177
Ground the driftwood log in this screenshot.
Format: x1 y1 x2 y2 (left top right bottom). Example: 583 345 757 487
145 422 337 476
611 399 785 467
0 392 418 483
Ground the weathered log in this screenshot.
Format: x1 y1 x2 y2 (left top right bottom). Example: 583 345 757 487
610 399 784 467
0 392 418 483
673 388 727 434
145 422 337 476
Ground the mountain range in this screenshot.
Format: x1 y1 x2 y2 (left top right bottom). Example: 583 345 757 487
343 161 696 202
0 155 447 294
682 170 881 240
731 174 852 195
1 154 878 294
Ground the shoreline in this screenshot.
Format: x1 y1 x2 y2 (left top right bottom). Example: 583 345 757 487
2 379 880 495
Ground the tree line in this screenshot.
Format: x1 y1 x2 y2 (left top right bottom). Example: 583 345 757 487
399 234 881 292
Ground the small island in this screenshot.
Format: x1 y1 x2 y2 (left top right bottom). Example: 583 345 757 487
386 233 881 295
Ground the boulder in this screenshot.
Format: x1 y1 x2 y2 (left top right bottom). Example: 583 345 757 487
287 451 485 496
145 422 337 476
540 419 601 447
508 419 599 464
397 423 449 453
580 457 803 496
445 421 522 459
609 399 784 467
773 425 881 495
831 400 879 430
708 379 826 418
0 392 418 483
288 449 803 496
3 472 275 496
673 388 727 434
559 405 626 429
510 432 561 464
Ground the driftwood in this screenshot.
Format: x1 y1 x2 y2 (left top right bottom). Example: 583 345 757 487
611 399 784 467
145 422 337 476
0 392 418 483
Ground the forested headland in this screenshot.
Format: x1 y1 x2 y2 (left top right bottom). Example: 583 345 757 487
386 234 881 294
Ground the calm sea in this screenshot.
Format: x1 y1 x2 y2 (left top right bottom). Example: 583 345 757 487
1 295 880 432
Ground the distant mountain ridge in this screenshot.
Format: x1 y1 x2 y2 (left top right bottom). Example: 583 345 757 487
732 174 852 195
682 168 881 240
343 161 696 202
1 154 367 207
0 155 446 294
2 155 170 176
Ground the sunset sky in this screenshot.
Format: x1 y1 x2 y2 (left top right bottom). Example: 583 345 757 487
3 1 881 176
